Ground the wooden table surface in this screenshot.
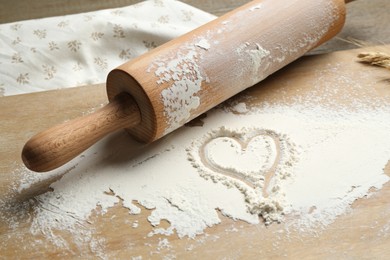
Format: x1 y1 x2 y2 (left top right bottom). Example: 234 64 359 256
1 44 390 259
1 0 390 259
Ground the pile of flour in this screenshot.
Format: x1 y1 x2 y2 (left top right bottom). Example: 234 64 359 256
2 62 390 252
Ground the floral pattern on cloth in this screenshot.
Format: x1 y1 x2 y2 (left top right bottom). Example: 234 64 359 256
0 0 216 96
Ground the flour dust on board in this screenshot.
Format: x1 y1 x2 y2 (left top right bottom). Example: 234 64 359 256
1 57 390 257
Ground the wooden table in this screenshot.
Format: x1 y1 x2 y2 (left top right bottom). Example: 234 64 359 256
1 0 390 259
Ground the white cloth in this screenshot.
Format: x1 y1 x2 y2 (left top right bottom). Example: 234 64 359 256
0 0 216 96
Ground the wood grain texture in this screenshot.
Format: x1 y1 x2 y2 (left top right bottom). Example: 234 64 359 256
1 45 390 259
21 93 141 172
0 84 107 195
313 0 390 54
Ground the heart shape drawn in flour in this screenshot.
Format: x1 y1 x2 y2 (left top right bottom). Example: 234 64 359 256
187 127 298 199
202 135 278 192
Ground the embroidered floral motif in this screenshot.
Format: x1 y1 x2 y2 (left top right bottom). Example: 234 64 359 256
16 73 30 85
182 10 194 22
111 9 123 16
57 20 69 28
48 41 60 51
143 40 158 50
68 40 82 52
42 64 57 80
12 37 21 45
73 62 83 72
33 29 47 39
113 24 125 38
119 49 132 60
10 23 22 31
11 53 23 63
94 57 108 70
91 32 104 41
158 15 169 24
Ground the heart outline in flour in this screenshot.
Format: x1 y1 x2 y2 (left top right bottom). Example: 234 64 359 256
201 134 279 191
187 127 298 199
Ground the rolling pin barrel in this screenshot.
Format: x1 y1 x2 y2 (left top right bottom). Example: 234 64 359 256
22 0 346 172
107 0 346 142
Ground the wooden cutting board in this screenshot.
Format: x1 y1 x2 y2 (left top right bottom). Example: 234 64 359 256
1 46 390 259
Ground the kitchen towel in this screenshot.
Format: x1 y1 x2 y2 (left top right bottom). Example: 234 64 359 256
0 0 216 96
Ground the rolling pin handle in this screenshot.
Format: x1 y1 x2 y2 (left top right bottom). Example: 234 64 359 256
21 92 141 172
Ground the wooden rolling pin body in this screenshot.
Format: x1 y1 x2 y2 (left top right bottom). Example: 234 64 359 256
108 0 346 142
22 0 346 172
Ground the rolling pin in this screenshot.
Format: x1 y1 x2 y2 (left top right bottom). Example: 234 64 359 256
22 0 350 172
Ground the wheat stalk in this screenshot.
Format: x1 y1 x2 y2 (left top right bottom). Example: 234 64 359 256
357 52 390 70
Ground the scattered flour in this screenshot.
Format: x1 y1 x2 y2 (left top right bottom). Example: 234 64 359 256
2 58 390 257
249 4 263 11
195 38 211 50
132 220 139 228
5 89 389 245
187 127 298 223
231 102 249 114
157 238 172 250
245 43 271 84
235 42 271 85
148 43 206 135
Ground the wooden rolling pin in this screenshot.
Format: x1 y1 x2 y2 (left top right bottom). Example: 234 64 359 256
22 0 349 172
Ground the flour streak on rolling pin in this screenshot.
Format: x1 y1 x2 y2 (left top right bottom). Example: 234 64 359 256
22 0 352 172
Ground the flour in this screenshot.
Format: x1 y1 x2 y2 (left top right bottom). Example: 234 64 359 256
249 4 263 11
187 127 298 223
132 220 139 228
231 102 249 113
148 43 206 135
2 58 390 257
7 90 389 244
195 38 211 50
246 43 271 83
203 135 277 179
236 42 271 85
